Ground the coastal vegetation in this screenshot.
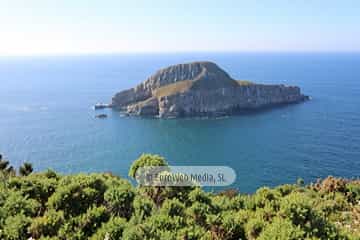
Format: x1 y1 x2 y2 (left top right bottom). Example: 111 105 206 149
153 80 193 98
0 153 359 239
237 80 254 86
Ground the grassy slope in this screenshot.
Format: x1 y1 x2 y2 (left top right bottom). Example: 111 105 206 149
152 80 194 98
151 79 255 99
237 80 254 86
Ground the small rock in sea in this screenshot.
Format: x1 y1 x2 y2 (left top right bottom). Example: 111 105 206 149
94 103 110 110
95 114 107 119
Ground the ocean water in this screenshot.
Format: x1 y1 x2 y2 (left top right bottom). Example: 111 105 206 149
0 53 359 192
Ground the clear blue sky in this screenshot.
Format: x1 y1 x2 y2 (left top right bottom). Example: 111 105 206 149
1 0 359 55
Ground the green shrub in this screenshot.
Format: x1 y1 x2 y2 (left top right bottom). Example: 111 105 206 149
245 216 265 239
122 224 147 240
90 217 127 240
160 198 185 217
279 192 313 226
315 192 349 217
188 188 212 205
128 154 168 179
29 209 65 238
253 187 280 209
0 155 359 239
104 185 135 219
218 210 247 239
2 191 40 217
132 195 155 220
346 182 360 203
7 174 58 206
296 178 305 186
77 206 109 237
47 174 106 216
186 202 211 226
143 213 185 234
43 169 59 179
258 217 304 240
19 162 33 176
38 236 60 240
279 192 342 239
275 184 297 196
177 225 211 240
211 194 245 211
2 214 31 240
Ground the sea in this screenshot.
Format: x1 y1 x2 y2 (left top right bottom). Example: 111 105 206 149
0 52 359 192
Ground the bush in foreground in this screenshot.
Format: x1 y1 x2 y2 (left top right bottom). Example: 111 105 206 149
0 154 359 239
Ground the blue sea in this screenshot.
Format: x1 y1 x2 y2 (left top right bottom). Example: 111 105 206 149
0 53 359 192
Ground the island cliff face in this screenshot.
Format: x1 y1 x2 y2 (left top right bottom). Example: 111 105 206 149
112 61 308 118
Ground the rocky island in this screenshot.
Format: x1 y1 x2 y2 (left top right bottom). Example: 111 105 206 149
111 61 308 118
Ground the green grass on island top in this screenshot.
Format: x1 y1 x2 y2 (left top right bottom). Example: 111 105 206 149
237 80 254 86
0 153 359 240
153 80 194 98
151 79 254 98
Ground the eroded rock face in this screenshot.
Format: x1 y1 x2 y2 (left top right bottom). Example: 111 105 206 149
111 61 308 118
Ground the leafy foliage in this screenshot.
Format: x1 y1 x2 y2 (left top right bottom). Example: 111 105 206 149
19 162 33 176
90 217 127 240
0 154 359 239
104 184 135 219
2 214 31 240
128 154 168 179
0 154 16 176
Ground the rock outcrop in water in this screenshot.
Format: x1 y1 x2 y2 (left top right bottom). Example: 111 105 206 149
111 61 308 118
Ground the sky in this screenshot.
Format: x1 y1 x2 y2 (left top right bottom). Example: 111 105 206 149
0 0 359 56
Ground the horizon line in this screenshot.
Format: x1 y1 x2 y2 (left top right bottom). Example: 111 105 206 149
1 50 360 58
